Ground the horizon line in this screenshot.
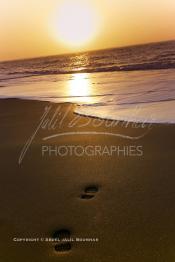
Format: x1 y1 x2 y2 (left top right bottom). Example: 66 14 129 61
1 38 175 63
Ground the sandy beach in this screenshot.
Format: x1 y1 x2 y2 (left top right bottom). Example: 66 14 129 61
0 98 175 261
1 0 175 259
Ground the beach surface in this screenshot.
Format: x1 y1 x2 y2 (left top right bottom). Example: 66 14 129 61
0 98 175 262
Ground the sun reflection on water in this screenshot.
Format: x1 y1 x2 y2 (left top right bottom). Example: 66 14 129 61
68 73 93 103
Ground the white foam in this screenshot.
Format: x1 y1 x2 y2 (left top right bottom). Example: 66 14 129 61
75 100 175 124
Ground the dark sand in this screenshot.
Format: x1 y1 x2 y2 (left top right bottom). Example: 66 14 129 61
0 99 175 262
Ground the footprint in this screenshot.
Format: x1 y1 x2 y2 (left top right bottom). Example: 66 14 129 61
85 185 99 194
55 243 71 252
53 229 72 253
52 229 71 240
80 185 99 200
80 194 95 200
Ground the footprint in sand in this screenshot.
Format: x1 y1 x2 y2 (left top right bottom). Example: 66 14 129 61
52 229 72 253
53 186 99 254
80 185 99 200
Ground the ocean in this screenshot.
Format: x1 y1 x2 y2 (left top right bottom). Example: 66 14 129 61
0 40 175 123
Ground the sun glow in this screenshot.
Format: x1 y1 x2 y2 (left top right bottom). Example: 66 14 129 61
54 0 99 48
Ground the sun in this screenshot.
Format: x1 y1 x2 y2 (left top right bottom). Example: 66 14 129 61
54 0 99 48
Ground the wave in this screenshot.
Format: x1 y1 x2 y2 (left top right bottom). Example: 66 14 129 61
0 61 175 82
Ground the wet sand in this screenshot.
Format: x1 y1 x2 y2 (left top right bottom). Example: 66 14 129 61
0 98 175 262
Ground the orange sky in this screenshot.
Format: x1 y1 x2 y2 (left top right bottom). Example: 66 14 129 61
0 0 175 61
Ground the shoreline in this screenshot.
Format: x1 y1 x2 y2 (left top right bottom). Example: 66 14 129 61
1 97 175 125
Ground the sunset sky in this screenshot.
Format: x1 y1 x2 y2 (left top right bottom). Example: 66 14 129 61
0 0 175 61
